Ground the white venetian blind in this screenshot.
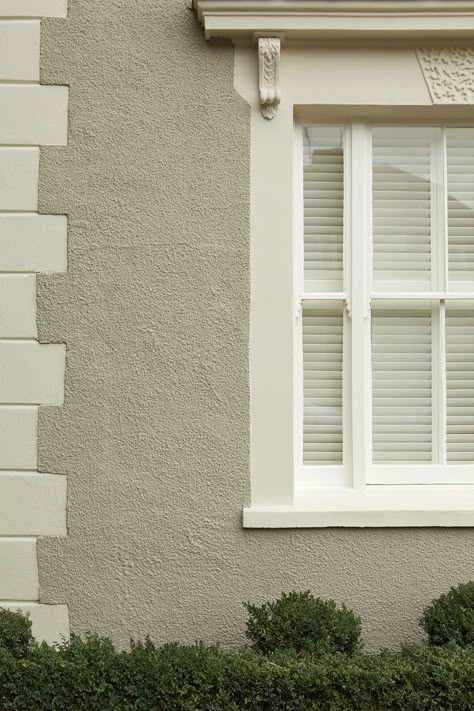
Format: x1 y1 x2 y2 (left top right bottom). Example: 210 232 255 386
447 128 474 291
303 303 343 465
304 127 344 292
372 306 433 463
446 305 474 463
372 128 433 292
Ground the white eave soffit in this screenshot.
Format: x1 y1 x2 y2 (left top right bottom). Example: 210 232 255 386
193 0 474 41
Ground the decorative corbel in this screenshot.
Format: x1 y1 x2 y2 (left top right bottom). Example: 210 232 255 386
257 37 281 120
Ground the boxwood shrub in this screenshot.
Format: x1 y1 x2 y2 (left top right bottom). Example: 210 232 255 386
244 591 362 656
420 581 474 648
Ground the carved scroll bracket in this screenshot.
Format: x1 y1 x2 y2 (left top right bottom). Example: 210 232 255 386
257 36 281 120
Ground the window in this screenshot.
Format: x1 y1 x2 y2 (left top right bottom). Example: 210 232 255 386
296 124 474 491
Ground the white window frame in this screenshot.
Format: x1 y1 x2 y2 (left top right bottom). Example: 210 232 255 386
194 0 474 526
295 121 474 493
244 109 474 527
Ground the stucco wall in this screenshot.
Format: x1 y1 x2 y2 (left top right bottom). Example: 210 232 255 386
37 0 474 651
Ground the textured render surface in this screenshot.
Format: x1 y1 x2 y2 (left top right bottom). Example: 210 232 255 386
38 0 474 651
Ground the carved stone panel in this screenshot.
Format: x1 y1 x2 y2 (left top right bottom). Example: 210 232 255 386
417 48 474 104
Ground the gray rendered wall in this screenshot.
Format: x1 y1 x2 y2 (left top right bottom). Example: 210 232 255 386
37 0 474 650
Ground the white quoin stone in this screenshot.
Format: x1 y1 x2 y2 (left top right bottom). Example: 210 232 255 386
0 148 39 211
0 214 67 273
0 275 37 338
0 21 40 81
0 86 68 145
0 342 66 405
0 1 67 18
0 473 66 536
0 539 39 600
0 407 37 470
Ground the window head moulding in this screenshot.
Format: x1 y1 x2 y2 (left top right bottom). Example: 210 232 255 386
193 1 474 42
193 0 474 120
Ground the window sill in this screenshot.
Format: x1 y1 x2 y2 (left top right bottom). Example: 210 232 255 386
243 488 474 527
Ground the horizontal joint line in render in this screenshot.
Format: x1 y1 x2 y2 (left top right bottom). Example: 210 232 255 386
0 471 65 477
0 211 66 216
0 404 40 408
0 600 40 605
0 403 44 407
0 82 41 87
0 210 39 215
0 536 37 542
0 16 55 20
0 336 41 346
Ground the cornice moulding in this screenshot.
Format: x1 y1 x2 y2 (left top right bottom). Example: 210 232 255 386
194 0 474 41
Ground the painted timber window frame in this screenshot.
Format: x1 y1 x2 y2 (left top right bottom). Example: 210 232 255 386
296 122 474 493
194 0 474 526
244 117 474 527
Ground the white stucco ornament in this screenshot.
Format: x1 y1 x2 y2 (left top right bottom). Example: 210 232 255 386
417 48 474 103
258 37 281 120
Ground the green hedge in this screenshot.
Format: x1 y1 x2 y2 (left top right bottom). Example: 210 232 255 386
1 583 474 710
0 634 473 710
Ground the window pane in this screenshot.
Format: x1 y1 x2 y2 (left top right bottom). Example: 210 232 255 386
303 302 343 464
447 129 474 291
372 304 433 463
446 303 474 463
304 127 344 292
372 128 434 292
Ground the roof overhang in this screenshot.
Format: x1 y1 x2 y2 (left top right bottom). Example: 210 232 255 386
193 0 474 42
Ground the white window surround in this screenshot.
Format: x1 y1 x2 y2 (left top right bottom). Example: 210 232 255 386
194 0 474 527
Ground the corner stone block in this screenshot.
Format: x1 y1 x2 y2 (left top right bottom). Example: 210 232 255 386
0 86 68 145
0 275 36 337
0 604 69 645
0 342 65 405
0 1 67 18
0 539 38 600
0 407 37 470
0 214 67 273
0 473 66 536
0 148 39 211
0 21 40 81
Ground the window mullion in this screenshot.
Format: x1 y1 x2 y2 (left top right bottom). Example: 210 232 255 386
440 127 448 466
429 128 448 467
430 128 447 468
294 124 304 482
349 123 372 491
